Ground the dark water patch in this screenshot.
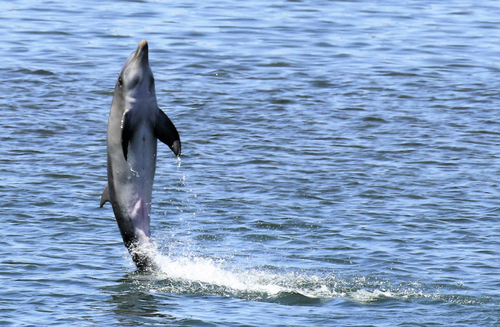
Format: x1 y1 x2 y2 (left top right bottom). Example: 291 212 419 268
101 34 132 39
362 116 388 123
270 97 294 104
260 61 292 67
380 71 421 77
269 292 328 306
13 68 55 76
339 107 366 111
253 220 289 231
311 80 334 88
314 41 335 48
18 30 72 36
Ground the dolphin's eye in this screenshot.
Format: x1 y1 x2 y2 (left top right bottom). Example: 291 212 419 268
118 76 123 87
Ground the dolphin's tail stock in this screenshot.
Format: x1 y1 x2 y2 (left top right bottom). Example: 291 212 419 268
126 240 159 271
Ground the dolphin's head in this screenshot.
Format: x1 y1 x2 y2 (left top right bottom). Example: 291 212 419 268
116 40 156 100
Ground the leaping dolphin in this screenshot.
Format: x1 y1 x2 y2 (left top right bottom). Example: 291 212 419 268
100 40 181 270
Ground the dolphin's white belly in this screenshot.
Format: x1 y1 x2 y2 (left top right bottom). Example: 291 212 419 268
110 119 157 238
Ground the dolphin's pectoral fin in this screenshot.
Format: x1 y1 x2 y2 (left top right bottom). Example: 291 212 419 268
121 110 135 160
155 108 181 156
100 183 110 207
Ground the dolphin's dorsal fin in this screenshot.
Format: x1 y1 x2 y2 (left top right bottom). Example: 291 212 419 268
100 183 110 207
121 110 135 160
155 108 181 156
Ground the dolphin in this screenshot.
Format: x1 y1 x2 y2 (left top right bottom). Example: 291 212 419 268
100 40 181 270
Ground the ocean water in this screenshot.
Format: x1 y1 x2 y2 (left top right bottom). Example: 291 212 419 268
1 0 500 326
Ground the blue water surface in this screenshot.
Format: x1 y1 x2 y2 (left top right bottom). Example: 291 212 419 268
1 0 499 326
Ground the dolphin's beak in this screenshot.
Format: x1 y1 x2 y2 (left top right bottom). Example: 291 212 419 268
134 40 149 65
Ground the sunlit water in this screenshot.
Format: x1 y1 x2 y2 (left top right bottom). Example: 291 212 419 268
1 0 500 326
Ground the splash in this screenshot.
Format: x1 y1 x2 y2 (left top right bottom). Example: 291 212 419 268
155 255 288 296
154 256 342 302
124 244 340 303
122 244 492 306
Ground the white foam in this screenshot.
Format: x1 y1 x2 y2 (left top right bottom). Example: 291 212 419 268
123 244 340 300
350 289 393 303
154 254 286 295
